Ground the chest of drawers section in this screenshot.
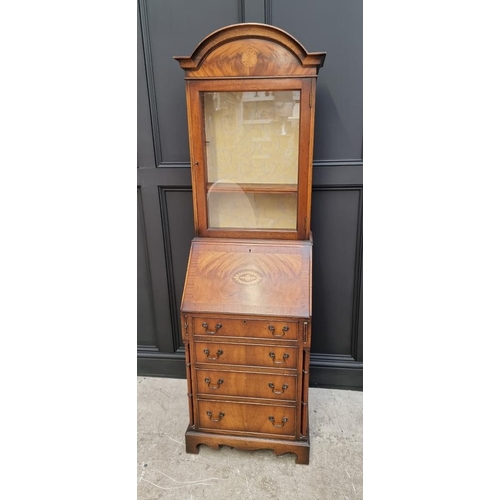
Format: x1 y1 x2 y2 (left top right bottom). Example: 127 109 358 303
182 314 311 463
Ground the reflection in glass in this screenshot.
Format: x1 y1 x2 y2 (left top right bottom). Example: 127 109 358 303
204 91 300 230
208 191 297 230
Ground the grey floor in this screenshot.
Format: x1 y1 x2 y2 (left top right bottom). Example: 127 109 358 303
137 377 362 500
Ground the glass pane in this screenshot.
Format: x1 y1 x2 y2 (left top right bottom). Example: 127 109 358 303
208 191 297 230
204 91 300 184
203 91 300 230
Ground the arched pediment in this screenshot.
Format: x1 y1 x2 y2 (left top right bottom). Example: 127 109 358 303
174 23 325 78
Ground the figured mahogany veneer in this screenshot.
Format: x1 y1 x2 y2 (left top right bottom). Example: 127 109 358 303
181 238 312 463
175 23 324 241
182 238 312 318
177 23 324 465
198 400 296 437
196 369 297 401
194 341 298 368
174 23 325 78
193 317 298 340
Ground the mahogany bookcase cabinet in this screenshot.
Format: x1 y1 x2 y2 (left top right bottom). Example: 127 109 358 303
175 23 325 465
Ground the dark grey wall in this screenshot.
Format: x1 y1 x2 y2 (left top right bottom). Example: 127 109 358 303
137 0 363 388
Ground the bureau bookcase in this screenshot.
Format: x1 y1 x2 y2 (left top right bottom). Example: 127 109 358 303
175 23 325 464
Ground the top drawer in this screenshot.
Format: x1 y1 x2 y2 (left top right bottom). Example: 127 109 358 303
193 318 298 340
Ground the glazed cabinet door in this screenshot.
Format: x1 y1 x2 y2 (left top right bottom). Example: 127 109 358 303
187 79 314 240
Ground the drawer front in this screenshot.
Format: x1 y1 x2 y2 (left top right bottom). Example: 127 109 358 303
196 369 297 401
194 342 298 369
198 400 296 436
193 318 298 340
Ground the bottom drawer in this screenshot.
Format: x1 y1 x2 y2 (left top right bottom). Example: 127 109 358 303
198 400 296 437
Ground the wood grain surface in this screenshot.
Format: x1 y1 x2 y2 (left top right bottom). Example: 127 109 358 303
181 238 312 317
185 428 310 465
176 23 320 465
176 23 325 241
193 317 298 340
186 78 314 240
196 368 297 401
174 23 325 78
197 399 296 437
194 341 298 369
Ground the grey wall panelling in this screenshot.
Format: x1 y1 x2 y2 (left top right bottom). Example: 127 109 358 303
137 0 363 388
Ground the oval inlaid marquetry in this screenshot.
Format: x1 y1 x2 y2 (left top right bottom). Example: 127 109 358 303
241 48 258 68
232 269 263 286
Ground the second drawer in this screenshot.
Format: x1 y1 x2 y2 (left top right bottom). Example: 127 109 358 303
194 342 298 369
196 369 297 401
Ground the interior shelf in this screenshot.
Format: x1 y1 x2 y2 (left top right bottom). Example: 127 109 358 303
206 183 297 194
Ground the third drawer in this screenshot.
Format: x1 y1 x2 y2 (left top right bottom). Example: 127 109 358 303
196 369 297 401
